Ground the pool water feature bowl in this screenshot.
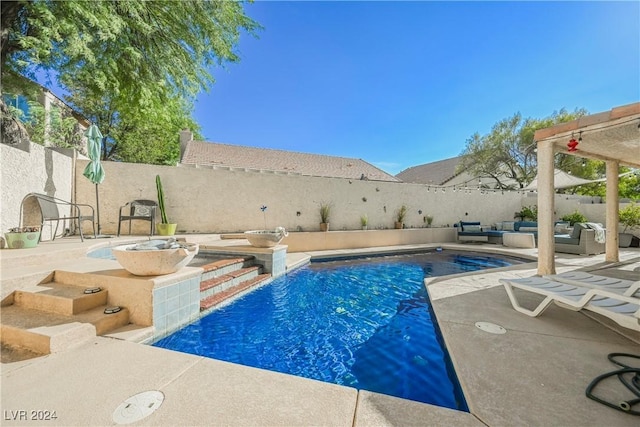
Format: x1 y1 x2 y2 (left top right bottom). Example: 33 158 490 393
244 227 288 247
112 240 199 276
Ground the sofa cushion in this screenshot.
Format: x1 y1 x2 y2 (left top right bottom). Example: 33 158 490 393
570 223 587 239
459 221 481 232
502 221 515 231
555 235 580 245
515 221 537 231
519 226 538 233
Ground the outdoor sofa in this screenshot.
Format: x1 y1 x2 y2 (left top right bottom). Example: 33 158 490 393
456 220 550 244
554 222 605 255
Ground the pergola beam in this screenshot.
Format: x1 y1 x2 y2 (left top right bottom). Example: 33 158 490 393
534 102 639 275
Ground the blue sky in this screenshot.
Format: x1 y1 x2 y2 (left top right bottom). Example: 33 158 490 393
194 1 639 176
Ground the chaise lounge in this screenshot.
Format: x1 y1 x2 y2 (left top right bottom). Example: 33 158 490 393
499 275 640 331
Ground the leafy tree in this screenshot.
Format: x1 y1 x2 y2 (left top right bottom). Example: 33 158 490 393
1 0 259 162
64 82 200 164
618 171 640 200
457 109 588 189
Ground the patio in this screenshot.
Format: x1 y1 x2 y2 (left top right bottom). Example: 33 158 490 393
1 235 639 426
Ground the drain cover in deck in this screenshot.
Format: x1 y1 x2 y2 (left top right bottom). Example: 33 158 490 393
475 321 506 334
112 390 164 425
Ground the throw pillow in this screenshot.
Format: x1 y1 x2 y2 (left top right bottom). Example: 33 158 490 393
519 226 538 232
463 225 482 233
495 222 503 231
133 205 152 217
502 221 515 232
554 222 570 233
570 223 585 239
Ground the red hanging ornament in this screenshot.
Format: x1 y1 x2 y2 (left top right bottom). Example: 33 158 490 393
567 137 579 152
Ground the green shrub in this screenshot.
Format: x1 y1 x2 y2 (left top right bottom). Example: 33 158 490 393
619 203 640 233
514 205 538 221
560 210 587 226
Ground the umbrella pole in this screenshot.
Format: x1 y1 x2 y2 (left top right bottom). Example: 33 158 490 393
95 183 101 235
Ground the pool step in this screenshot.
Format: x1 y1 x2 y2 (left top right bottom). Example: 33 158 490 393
200 273 272 315
200 265 263 300
0 276 131 356
198 256 256 282
1 304 130 354
12 282 108 316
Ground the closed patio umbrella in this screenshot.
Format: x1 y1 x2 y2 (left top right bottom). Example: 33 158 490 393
83 124 107 236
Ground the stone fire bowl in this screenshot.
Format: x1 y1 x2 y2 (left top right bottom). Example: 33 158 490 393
244 229 287 248
112 243 199 276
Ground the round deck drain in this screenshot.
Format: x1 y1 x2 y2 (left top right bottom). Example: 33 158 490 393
113 390 164 425
475 321 506 334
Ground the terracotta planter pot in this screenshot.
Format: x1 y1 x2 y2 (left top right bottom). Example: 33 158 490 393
320 223 330 232
394 222 404 229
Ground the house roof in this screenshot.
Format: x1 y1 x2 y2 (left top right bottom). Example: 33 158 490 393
180 140 401 182
395 157 462 185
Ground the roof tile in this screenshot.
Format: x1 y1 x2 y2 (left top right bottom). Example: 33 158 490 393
181 141 400 182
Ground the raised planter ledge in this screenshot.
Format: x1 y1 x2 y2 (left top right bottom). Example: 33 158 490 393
280 228 457 253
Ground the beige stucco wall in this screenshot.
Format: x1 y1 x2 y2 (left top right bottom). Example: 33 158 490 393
74 160 530 235
1 142 76 241
1 142 633 241
72 160 623 235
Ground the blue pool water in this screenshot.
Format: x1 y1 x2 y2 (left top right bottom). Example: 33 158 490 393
154 250 523 410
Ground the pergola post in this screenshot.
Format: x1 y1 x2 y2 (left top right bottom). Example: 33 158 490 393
605 160 620 262
537 141 556 276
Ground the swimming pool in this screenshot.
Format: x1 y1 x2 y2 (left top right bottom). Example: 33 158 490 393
153 250 525 410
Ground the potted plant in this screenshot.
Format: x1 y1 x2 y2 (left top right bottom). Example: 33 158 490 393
319 202 331 232
514 205 538 221
560 210 587 226
394 204 408 229
425 215 434 228
4 226 41 249
156 175 177 236
618 203 640 247
360 214 368 230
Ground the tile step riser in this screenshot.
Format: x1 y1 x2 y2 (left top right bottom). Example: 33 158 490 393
200 270 262 300
200 260 255 281
200 275 272 316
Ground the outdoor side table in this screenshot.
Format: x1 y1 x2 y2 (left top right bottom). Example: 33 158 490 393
502 232 536 248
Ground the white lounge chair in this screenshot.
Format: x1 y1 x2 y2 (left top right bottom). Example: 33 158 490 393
499 277 640 331
543 271 640 297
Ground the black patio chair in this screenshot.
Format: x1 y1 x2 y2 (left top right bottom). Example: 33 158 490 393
21 193 96 242
117 199 158 236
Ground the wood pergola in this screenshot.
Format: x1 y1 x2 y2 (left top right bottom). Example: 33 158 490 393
533 102 640 275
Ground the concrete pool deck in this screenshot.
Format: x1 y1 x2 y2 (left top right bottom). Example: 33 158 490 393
1 235 639 426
